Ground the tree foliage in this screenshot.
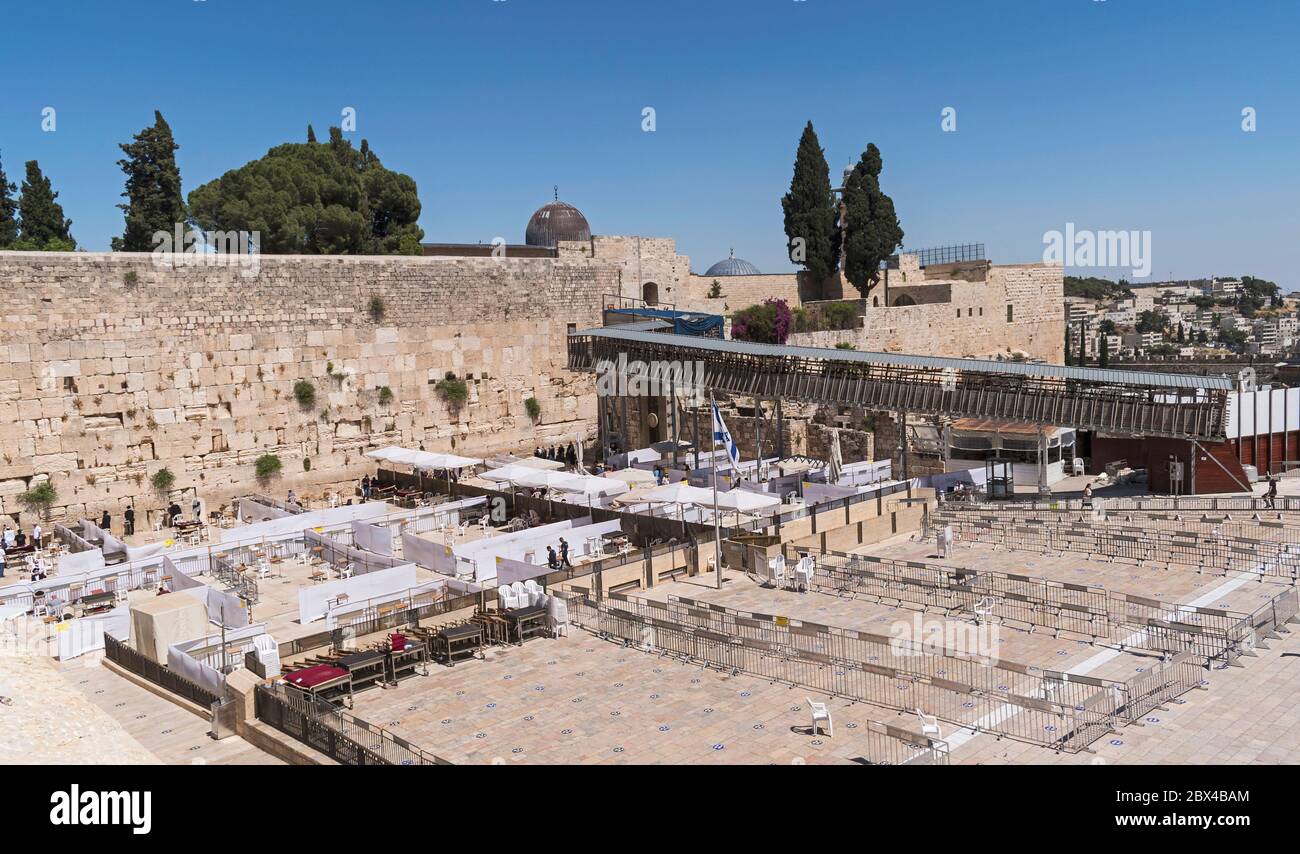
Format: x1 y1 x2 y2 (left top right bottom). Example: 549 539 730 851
0 151 17 247
113 111 187 252
780 121 838 283
1062 276 1134 301
732 299 793 345
840 144 903 298
188 127 423 255
14 160 75 250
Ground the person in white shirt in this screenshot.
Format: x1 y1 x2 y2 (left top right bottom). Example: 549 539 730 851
1 527 13 549
31 524 42 550
192 496 202 523
0 546 6 579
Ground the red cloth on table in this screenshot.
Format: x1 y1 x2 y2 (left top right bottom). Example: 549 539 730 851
285 664 348 688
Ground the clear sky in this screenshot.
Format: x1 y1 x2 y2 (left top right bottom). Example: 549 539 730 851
1 0 1296 286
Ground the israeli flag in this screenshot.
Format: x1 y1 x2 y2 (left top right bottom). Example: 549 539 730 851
711 402 741 469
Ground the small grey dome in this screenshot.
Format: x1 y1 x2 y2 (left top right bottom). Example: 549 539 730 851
704 249 761 277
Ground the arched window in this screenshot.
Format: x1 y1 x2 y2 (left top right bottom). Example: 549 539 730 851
642 282 659 305
892 294 917 307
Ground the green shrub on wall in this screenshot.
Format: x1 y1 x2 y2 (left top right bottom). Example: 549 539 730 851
254 454 283 484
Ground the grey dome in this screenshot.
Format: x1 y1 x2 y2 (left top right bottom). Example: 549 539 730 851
704 250 761 277
525 200 591 247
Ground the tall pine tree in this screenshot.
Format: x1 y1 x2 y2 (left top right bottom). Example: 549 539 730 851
113 111 186 252
780 121 837 284
0 151 17 248
841 143 903 298
16 160 74 249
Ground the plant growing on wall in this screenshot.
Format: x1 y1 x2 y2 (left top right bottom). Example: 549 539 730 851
524 396 541 421
368 295 386 322
293 380 316 409
254 454 283 484
303 457 312 472
17 480 57 519
435 372 468 407
150 467 175 495
378 385 393 405
707 279 723 298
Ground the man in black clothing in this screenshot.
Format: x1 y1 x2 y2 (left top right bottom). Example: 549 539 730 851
546 546 560 570
124 505 136 536
168 502 182 527
100 509 111 533
1265 476 1278 509
558 537 573 569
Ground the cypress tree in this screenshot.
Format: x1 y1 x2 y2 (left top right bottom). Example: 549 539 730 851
780 121 837 284
1099 334 1110 368
0 151 17 247
841 143 904 298
1077 323 1088 365
16 160 74 249
113 111 186 252
307 124 317 143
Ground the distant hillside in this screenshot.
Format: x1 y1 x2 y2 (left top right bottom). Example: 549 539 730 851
1063 276 1134 301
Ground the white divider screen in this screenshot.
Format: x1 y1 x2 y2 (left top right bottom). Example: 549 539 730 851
297 563 419 624
401 531 457 575
352 519 393 556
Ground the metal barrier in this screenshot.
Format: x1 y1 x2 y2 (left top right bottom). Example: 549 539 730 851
254 682 451 765
104 633 222 709
559 590 1128 753
813 548 1256 666
955 496 1300 514
861 720 950 766
934 510 1300 582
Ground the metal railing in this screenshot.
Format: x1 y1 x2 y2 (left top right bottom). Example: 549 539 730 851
254 682 451 765
934 510 1300 582
104 633 222 709
557 590 1148 753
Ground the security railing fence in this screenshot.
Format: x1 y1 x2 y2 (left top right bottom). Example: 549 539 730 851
810 549 1279 668
254 681 451 765
861 719 950 766
964 495 1300 514
104 633 222 709
933 510 1300 582
210 553 260 604
555 590 1203 754
937 502 1300 543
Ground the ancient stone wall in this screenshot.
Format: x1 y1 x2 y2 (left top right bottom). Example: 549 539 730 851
0 251 614 526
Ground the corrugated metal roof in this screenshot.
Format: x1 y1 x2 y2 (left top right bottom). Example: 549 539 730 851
574 327 1237 391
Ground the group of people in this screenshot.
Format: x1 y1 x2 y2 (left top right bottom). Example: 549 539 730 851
0 523 44 580
535 444 578 466
545 537 574 571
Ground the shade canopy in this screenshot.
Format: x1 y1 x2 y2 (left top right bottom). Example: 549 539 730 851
642 483 717 506
714 489 781 512
604 468 656 486
365 446 482 470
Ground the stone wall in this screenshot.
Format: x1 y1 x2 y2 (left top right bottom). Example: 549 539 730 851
678 272 803 315
787 263 1063 362
0 251 614 526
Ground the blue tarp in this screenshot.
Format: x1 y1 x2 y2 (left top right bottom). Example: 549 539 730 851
608 308 724 338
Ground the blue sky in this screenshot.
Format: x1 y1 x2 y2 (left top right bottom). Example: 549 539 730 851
1 0 1296 286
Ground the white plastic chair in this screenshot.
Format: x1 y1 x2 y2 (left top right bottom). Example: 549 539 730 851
253 633 281 678
479 516 491 536
457 521 470 539
256 559 274 580
339 563 354 580
1072 457 1086 476
794 556 814 592
916 709 942 739
498 585 519 610
547 595 570 637
973 596 995 624
511 581 529 608
769 554 787 589
328 493 340 509
523 580 544 606
807 696 833 737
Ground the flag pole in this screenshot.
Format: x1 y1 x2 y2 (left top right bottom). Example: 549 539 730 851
710 392 723 590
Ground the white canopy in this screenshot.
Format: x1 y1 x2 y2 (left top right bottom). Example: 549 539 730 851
480 463 540 484
365 446 481 470
642 483 717 506
560 475 629 497
604 468 656 486
715 489 781 512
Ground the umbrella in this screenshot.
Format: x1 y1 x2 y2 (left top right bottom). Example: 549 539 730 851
604 468 656 486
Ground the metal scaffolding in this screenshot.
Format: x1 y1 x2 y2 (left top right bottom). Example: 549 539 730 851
568 328 1232 441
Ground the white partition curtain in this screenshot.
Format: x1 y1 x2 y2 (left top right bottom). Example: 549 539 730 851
296 563 420 624
351 519 393 556
401 531 457 575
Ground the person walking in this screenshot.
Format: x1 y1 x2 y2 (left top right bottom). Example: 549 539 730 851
124 505 136 536
0 546 6 579
100 509 111 533
1265 476 1278 509
1082 482 1093 509
546 545 560 571
558 537 573 570
31 523 42 551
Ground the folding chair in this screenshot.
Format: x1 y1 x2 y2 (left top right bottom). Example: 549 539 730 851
769 554 787 589
498 585 519 610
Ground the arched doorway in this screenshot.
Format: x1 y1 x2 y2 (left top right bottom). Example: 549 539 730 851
642 281 659 306
892 294 917 307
